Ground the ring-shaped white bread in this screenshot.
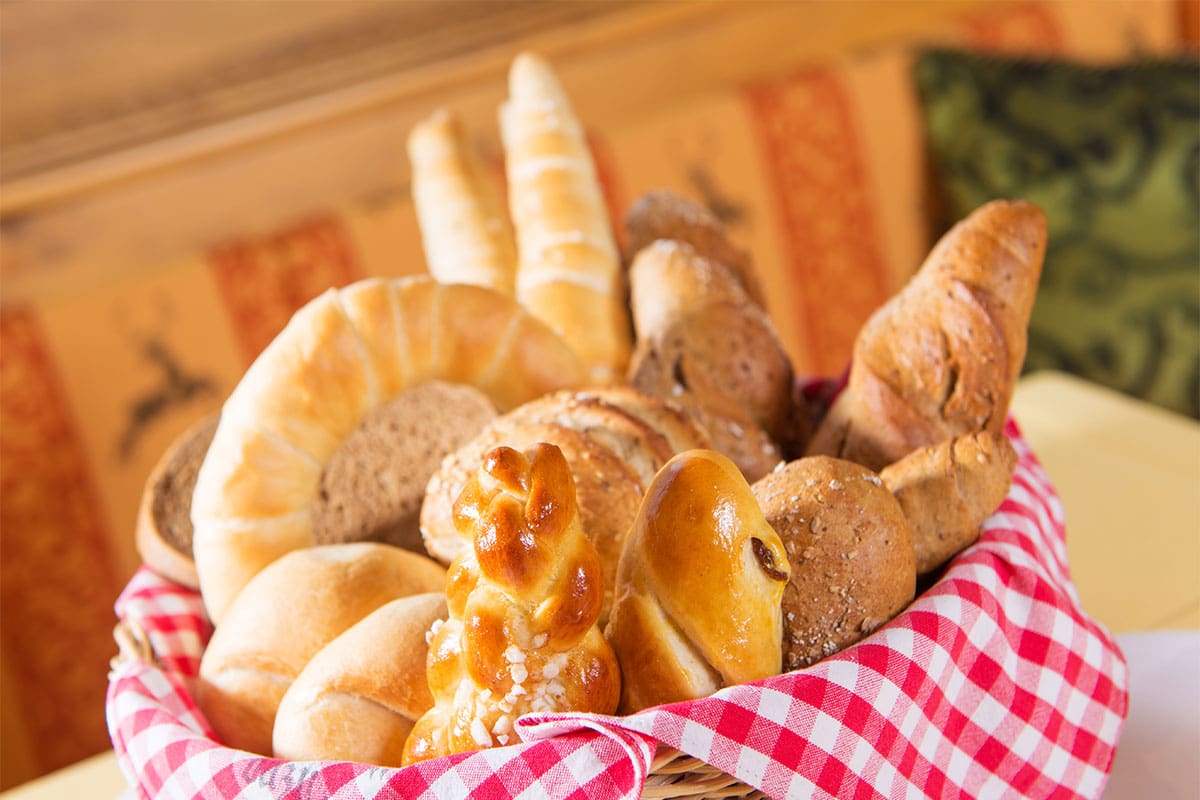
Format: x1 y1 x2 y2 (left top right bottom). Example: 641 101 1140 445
191 276 586 623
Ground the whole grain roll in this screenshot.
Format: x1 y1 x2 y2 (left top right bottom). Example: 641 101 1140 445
752 456 916 670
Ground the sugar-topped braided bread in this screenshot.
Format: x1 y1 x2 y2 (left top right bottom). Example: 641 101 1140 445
401 443 620 764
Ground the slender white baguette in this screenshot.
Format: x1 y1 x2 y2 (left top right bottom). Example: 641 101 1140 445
500 52 630 384
273 592 448 765
408 109 516 294
191 276 585 623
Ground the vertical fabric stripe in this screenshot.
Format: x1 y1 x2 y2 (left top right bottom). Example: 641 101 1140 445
742 67 892 376
208 216 363 365
0 307 123 774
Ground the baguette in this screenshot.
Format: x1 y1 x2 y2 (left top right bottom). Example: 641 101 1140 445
191 276 584 622
408 109 517 293
806 200 1046 471
500 52 631 383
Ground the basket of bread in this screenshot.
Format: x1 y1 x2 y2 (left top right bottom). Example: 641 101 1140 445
106 53 1128 800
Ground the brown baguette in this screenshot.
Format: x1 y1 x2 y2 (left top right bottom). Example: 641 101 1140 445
805 199 1046 472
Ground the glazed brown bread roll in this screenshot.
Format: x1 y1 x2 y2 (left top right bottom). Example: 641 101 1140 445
191 276 584 623
606 450 790 713
135 412 218 588
753 457 917 671
880 430 1018 575
196 543 445 756
403 444 619 764
806 199 1046 472
273 592 447 765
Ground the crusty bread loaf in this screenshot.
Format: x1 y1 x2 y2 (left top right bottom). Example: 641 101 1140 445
420 387 710 619
272 592 447 765
312 381 496 555
805 199 1046 472
408 109 517 293
606 450 789 713
753 457 916 670
192 276 585 622
403 444 619 764
500 52 631 384
196 543 446 756
880 430 1017 575
623 190 764 305
135 412 218 588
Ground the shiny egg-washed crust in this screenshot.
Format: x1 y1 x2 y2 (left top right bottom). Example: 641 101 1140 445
402 444 620 764
805 200 1047 472
273 592 448 766
501 53 631 384
606 450 790 713
408 109 517 294
623 190 765 306
752 457 917 671
191 276 585 623
196 543 446 757
881 430 1017 575
420 388 711 619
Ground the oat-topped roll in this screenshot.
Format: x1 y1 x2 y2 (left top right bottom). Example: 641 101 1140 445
500 52 631 384
402 443 620 764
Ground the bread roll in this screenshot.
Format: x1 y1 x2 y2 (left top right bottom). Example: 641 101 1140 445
408 109 517 293
753 457 916 670
606 450 790 713
500 52 631 383
192 276 584 622
196 543 445 756
806 199 1046 471
880 430 1017 575
135 412 218 588
402 444 619 764
273 593 447 765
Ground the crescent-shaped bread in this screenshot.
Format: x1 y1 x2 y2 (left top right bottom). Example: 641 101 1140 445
191 276 585 623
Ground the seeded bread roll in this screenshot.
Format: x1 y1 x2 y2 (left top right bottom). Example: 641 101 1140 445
606 450 789 713
135 413 218 588
192 276 585 623
273 592 448 765
312 381 496 555
752 457 916 671
196 543 446 756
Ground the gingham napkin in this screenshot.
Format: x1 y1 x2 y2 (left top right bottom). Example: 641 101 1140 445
107 420 1128 799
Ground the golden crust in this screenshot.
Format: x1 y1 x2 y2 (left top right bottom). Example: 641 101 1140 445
192 276 585 623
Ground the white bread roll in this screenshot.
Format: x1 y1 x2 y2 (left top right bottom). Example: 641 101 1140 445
273 592 447 765
195 543 446 756
191 276 585 623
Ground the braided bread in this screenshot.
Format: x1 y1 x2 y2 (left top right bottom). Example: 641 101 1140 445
402 443 619 764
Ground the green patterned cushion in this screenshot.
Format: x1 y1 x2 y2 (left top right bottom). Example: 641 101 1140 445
915 49 1199 418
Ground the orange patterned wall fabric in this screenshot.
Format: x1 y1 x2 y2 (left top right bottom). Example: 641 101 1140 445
0 0 1184 788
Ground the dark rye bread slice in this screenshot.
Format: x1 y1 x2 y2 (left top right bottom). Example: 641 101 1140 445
311 381 497 556
136 413 220 588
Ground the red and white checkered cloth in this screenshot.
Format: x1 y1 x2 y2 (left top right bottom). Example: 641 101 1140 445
107 419 1128 799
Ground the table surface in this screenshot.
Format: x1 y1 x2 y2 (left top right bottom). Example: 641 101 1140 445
5 370 1198 800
